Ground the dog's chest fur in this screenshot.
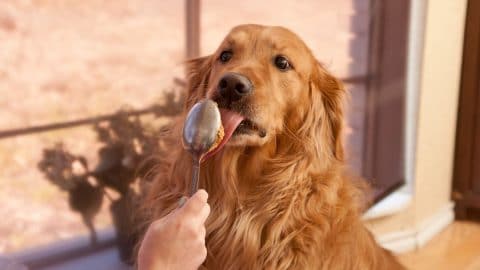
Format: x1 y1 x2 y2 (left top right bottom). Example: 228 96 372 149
154 142 402 269
199 149 352 269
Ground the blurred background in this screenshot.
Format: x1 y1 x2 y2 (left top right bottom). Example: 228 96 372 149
0 0 478 269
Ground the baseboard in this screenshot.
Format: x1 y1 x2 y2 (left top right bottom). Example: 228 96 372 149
375 201 455 254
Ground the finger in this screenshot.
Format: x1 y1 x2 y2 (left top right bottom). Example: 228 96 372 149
194 189 208 203
195 202 211 225
193 245 208 266
152 202 182 227
200 246 208 262
199 225 206 239
180 189 208 216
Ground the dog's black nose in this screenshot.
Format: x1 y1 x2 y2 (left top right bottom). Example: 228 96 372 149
217 72 253 102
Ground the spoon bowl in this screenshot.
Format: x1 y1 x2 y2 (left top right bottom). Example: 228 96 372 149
182 99 222 157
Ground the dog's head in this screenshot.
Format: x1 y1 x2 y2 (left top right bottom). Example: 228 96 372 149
185 24 345 162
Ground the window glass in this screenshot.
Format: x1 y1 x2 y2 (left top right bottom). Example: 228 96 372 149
0 0 184 253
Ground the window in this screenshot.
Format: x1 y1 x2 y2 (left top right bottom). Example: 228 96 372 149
0 0 184 261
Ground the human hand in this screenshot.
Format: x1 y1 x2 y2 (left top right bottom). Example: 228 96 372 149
137 190 210 270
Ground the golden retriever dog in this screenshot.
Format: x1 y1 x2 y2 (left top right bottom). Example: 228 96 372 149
140 24 404 269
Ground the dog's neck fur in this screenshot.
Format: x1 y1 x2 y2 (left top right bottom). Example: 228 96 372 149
203 133 327 201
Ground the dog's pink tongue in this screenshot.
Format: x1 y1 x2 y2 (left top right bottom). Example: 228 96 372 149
202 109 244 161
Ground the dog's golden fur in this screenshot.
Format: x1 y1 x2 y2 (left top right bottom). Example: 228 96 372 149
139 24 404 269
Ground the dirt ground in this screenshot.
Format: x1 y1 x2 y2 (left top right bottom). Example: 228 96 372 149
0 0 368 253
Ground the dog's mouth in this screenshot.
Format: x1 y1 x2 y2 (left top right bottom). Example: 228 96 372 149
202 109 266 160
234 118 264 136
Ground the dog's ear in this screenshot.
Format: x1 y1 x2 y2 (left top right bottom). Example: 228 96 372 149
184 55 213 109
305 62 345 162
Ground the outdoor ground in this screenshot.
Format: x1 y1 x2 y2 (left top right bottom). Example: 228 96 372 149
0 0 368 253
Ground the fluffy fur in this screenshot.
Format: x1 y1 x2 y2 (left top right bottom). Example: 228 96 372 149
138 24 404 270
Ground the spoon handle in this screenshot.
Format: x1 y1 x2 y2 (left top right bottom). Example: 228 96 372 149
190 158 200 196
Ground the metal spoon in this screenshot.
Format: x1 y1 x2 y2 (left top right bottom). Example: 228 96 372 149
182 99 221 196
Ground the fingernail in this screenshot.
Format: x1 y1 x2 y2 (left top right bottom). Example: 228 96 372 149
178 196 187 207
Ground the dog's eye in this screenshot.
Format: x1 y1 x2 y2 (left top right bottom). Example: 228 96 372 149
219 51 233 63
274 56 291 71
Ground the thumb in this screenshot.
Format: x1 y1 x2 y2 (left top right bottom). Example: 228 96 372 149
164 195 189 218
177 189 208 214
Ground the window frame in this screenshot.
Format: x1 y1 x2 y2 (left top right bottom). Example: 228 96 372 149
363 0 411 203
365 0 426 218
